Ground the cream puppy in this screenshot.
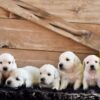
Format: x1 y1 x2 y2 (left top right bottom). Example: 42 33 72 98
5 66 40 88
58 51 83 90
83 55 100 90
0 53 17 79
39 64 60 90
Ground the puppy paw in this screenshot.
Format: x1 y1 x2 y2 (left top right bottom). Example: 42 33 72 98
83 85 88 90
74 80 81 90
59 86 66 90
52 86 59 90
97 83 100 88
74 85 79 90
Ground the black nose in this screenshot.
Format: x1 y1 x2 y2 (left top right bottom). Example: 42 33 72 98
41 78 45 82
90 65 95 70
7 80 11 85
59 63 63 70
3 67 7 71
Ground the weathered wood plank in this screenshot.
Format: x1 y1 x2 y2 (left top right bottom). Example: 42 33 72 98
0 0 91 38
0 8 9 18
21 0 100 24
0 48 97 68
1 0 100 24
0 19 97 54
0 0 99 51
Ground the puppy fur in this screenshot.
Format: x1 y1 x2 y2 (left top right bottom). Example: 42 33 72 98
0 53 17 79
83 55 100 90
0 73 2 84
5 66 40 88
58 51 83 90
39 64 60 90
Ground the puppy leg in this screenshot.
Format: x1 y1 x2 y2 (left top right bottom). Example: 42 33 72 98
52 77 60 90
60 79 69 90
97 79 100 88
83 78 88 90
74 79 81 90
25 79 32 87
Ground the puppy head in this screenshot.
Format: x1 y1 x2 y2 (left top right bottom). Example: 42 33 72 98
39 64 58 86
5 71 24 88
83 55 100 72
58 51 81 71
0 53 17 73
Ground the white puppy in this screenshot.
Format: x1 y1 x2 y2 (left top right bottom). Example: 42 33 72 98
83 55 100 90
39 64 60 90
0 53 17 79
5 66 40 88
58 51 83 90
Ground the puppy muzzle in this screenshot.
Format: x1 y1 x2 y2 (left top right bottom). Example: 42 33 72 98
59 63 64 70
40 78 46 84
6 80 12 85
3 67 8 71
90 65 95 70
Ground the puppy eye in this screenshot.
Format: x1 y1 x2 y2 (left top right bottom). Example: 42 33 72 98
40 72 42 75
87 61 89 64
8 62 11 64
48 73 51 76
16 77 20 81
95 61 98 63
0 62 2 64
66 58 70 61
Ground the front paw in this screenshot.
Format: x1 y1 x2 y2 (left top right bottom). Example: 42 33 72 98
59 86 67 90
97 82 100 88
52 86 59 90
83 85 88 90
74 85 80 90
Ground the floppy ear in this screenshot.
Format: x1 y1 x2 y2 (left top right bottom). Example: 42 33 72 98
83 60 86 68
99 58 100 66
12 58 16 64
74 56 81 66
54 69 59 79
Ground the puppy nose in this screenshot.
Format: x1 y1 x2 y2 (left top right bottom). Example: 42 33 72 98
7 80 11 85
90 65 95 70
3 67 8 71
59 63 63 70
41 78 45 82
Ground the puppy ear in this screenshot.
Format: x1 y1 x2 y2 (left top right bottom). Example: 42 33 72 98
99 58 100 66
54 69 59 79
12 59 16 64
83 60 85 68
74 56 81 66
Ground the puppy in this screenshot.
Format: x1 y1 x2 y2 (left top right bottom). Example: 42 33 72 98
5 66 40 88
83 55 100 90
58 51 83 90
0 53 17 79
39 64 60 90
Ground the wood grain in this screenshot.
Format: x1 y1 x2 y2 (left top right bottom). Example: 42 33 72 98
0 8 9 18
0 0 100 51
1 0 100 24
21 0 100 24
0 48 97 68
0 18 97 54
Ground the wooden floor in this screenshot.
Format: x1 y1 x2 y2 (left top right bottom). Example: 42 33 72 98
0 0 99 68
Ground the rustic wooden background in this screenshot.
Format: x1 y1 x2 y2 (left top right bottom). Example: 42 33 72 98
0 0 98 68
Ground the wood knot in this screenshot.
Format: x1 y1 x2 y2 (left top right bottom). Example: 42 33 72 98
80 30 93 39
0 42 10 48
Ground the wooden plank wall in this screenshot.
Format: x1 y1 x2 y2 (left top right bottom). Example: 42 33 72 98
0 0 99 68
